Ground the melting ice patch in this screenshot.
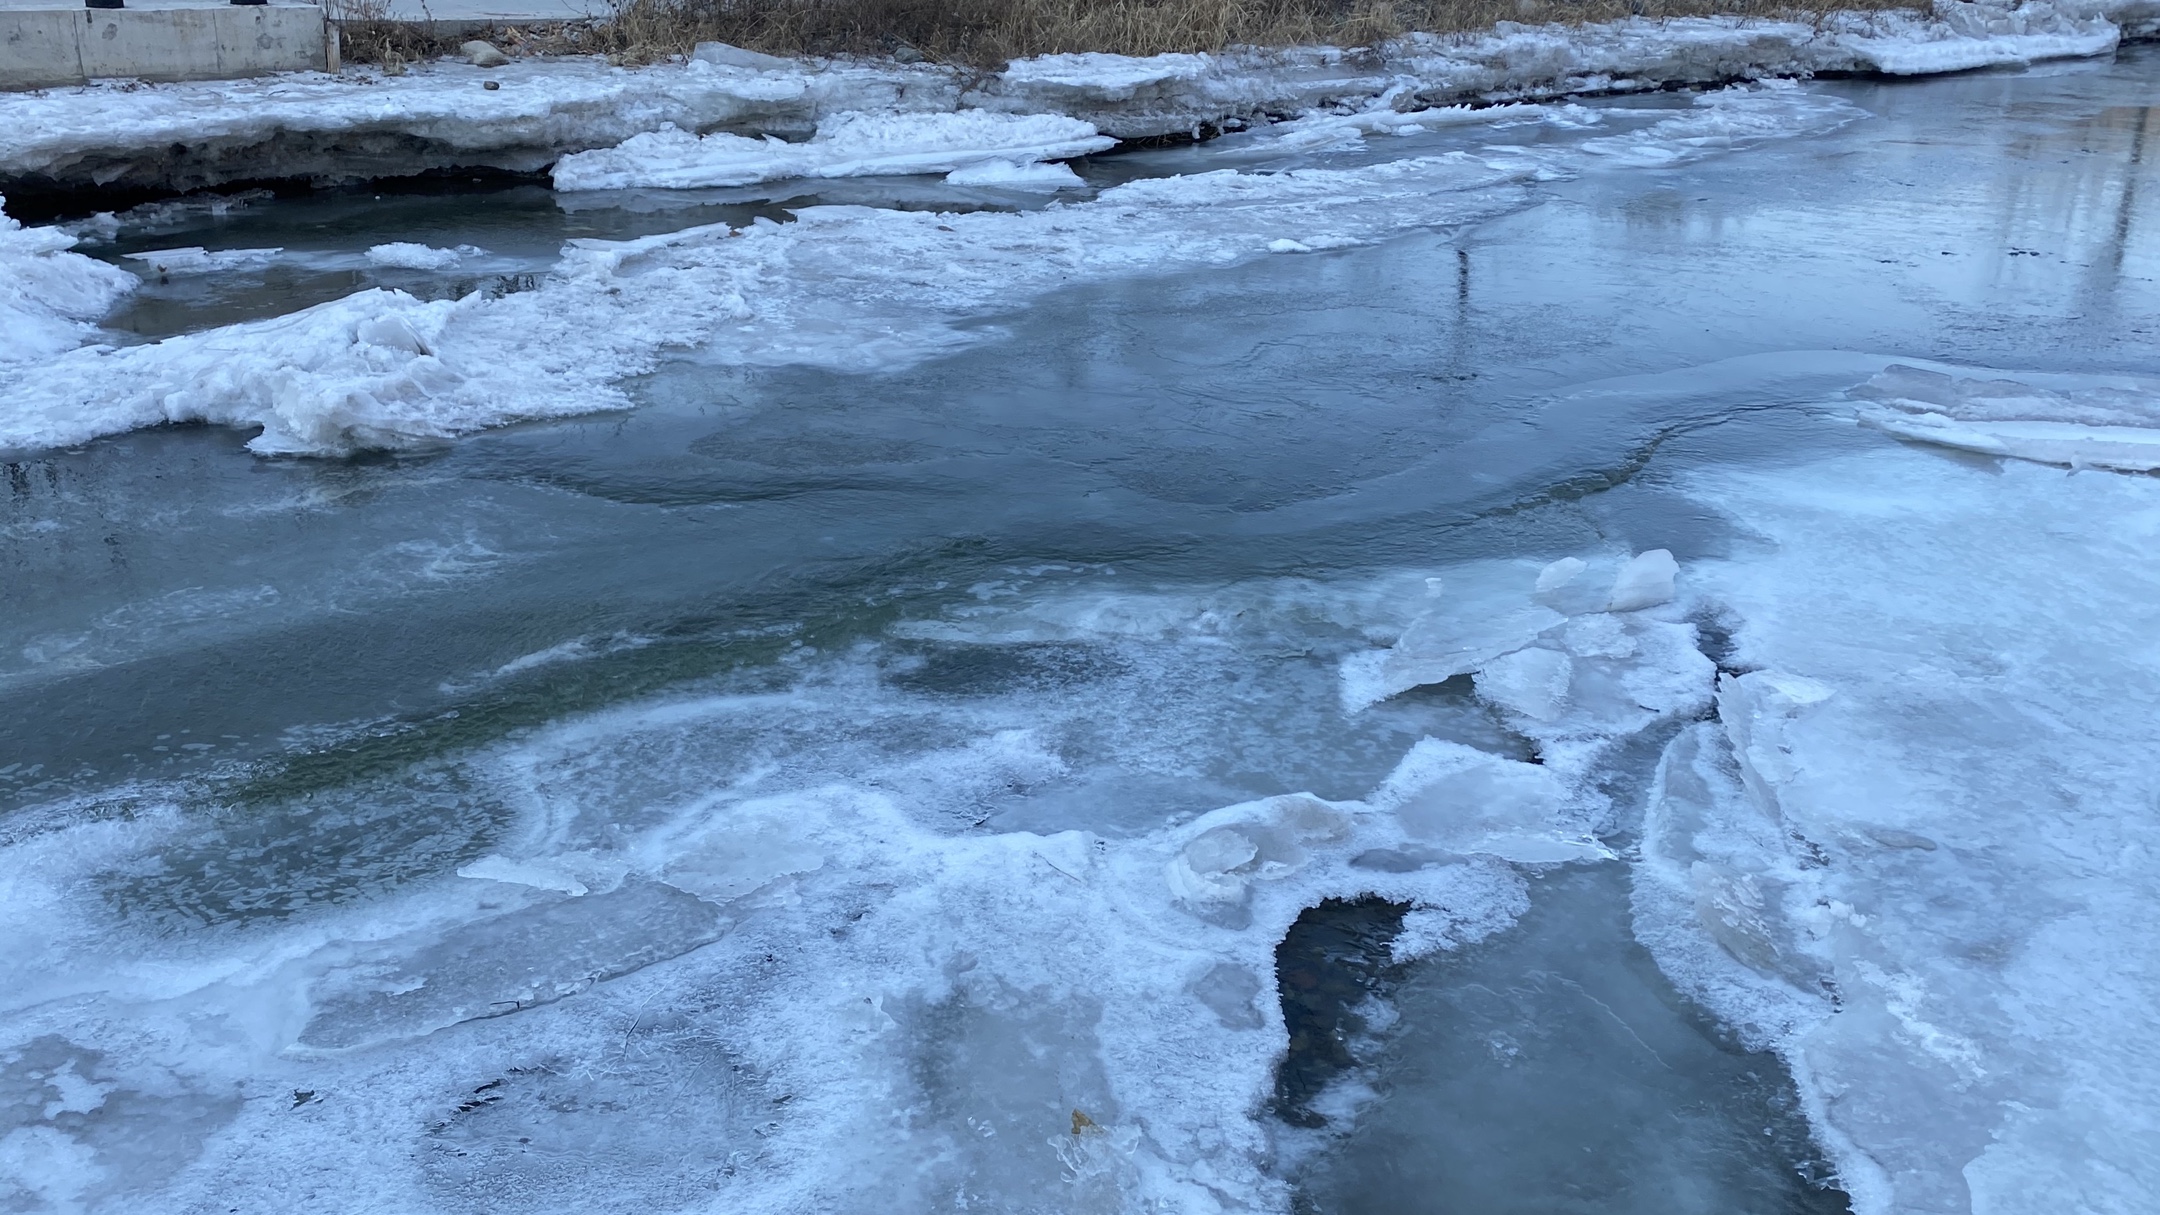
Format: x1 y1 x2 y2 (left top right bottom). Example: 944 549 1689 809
0 198 134 368
1853 362 2160 472
551 110 1114 192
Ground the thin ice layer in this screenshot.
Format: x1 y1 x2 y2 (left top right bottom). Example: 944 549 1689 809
0 198 134 367
1633 385 2160 1215
1853 363 2160 471
552 110 1113 191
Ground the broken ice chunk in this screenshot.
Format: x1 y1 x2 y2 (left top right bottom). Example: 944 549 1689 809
1164 794 1352 913
1716 670 1835 822
1372 740 1607 863
1605 549 1678 612
1535 556 1586 594
1474 645 1573 722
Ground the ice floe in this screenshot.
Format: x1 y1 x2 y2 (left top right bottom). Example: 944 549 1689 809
364 242 478 270
553 109 1112 191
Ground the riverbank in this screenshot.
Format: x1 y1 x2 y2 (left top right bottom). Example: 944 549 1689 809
0 0 2149 206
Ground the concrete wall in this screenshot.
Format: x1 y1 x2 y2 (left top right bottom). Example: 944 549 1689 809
0 4 332 91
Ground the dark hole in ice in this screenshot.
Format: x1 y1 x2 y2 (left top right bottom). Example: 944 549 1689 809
1271 896 1413 1128
1278 870 1851 1215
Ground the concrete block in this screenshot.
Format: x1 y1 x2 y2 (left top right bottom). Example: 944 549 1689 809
79 9 230 80
1 4 329 91
0 10 86 90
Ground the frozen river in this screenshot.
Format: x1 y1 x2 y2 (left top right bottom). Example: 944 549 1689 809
2 44 2156 1215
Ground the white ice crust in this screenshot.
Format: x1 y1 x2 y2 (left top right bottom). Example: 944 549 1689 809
0 196 135 368
552 110 1113 191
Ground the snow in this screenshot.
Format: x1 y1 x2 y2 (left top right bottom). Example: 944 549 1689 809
552 110 1112 192
1853 363 2160 471
0 197 134 368
363 242 473 270
1629 369 2160 1215
0 57 950 196
0 0 2142 196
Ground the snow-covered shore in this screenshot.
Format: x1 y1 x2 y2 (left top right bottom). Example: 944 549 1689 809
0 0 2149 197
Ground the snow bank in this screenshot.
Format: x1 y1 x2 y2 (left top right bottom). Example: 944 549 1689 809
1853 362 2160 471
0 197 133 368
0 0 2141 196
552 110 1111 192
1630 377 2160 1214
0 57 957 197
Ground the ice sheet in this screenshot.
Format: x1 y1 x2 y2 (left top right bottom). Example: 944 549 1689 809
553 110 1113 191
1631 374 2160 1215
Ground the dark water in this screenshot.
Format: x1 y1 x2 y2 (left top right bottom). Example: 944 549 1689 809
2 43 2156 1213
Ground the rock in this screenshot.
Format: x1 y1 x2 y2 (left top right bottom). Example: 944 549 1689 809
461 40 509 68
482 80 500 90
690 41 793 72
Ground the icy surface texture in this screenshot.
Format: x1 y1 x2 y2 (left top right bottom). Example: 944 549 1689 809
0 197 133 367
0 151 1542 455
1634 396 2160 1215
552 110 1112 191
0 685 1593 1211
0 0 2138 193
1853 363 2160 472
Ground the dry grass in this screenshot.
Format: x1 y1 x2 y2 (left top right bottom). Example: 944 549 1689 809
325 0 607 66
590 0 1926 67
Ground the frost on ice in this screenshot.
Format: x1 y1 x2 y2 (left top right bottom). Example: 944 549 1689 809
552 110 1113 191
